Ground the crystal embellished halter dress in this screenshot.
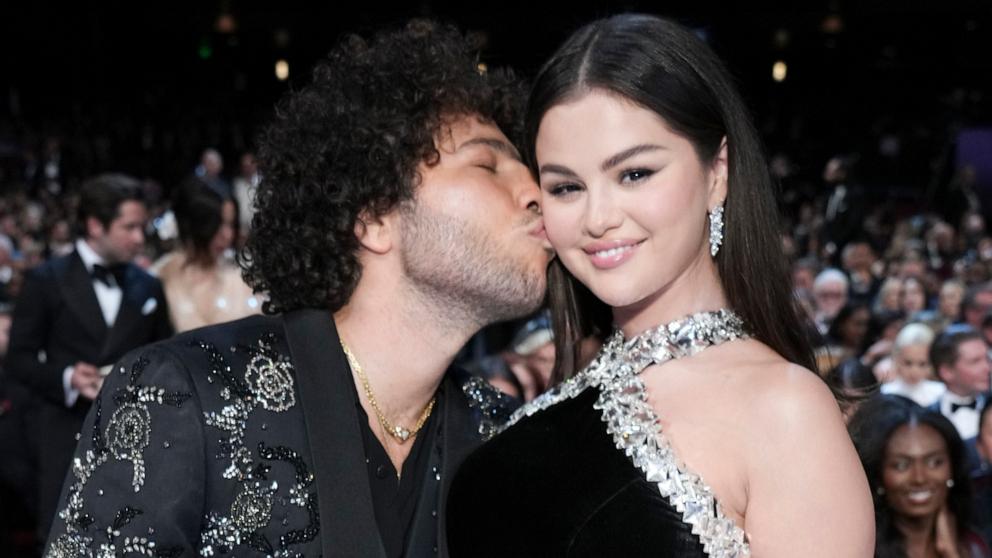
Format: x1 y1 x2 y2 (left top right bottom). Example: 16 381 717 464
447 310 752 557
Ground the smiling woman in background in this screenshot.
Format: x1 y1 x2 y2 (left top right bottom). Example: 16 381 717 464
850 395 990 558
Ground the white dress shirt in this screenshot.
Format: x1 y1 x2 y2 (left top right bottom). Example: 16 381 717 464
939 391 987 440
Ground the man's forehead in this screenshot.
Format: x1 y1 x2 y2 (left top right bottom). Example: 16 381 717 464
436 115 514 150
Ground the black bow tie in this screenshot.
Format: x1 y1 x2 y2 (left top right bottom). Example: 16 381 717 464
91 263 126 287
950 399 977 413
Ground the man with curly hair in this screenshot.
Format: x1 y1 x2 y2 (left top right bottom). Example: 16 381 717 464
44 20 550 558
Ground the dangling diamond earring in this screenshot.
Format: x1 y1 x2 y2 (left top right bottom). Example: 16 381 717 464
708 203 724 257
946 479 955 488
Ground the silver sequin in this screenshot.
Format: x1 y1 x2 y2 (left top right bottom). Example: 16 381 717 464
461 376 514 440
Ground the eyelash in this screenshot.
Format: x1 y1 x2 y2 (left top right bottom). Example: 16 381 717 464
546 183 582 197
545 168 655 197
620 168 654 183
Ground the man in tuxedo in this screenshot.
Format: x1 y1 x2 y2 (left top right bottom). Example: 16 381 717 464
8 173 173 540
928 324 990 469
43 20 550 558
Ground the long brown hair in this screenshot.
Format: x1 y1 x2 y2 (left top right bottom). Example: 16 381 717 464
526 14 818 382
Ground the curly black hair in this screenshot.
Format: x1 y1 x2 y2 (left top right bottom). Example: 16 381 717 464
241 19 527 314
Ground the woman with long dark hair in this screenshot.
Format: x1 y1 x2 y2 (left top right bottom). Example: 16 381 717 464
448 14 873 556
849 395 990 557
152 176 261 332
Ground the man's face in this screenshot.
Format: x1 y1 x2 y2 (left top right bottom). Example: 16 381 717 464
397 115 551 323
965 290 992 328
813 279 847 319
88 200 147 264
940 338 991 396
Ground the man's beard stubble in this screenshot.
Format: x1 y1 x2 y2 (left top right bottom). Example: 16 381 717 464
398 203 546 329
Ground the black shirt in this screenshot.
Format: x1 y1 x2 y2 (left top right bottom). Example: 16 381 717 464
355 385 441 558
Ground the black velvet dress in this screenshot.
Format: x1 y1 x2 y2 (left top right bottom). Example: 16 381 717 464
447 310 752 558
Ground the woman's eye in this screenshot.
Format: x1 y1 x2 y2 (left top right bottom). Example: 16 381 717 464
476 163 497 173
547 183 582 197
890 460 909 472
620 168 654 184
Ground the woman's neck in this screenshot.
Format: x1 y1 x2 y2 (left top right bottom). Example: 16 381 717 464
896 514 940 558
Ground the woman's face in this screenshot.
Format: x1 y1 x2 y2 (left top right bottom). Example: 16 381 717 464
880 279 902 311
901 279 926 314
882 423 952 520
939 284 964 319
840 307 870 348
209 200 237 259
893 343 932 384
535 91 726 313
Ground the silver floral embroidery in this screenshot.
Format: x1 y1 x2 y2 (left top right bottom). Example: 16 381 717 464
245 353 296 412
47 374 185 558
503 309 751 557
196 335 318 556
105 402 151 492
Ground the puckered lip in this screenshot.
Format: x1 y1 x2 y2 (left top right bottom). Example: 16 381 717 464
527 220 547 239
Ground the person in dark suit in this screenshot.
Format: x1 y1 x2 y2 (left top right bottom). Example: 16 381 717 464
43 20 550 558
927 324 991 471
7 173 173 541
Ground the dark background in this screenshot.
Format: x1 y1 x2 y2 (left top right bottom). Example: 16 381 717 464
1 0 990 198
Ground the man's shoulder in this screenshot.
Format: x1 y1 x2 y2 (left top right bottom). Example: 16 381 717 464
122 314 285 373
27 251 77 280
159 314 284 355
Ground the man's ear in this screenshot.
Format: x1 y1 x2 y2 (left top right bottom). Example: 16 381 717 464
86 216 106 240
936 364 952 385
708 136 729 209
354 209 395 255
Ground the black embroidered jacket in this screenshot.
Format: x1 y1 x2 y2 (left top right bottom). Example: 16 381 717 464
44 309 513 558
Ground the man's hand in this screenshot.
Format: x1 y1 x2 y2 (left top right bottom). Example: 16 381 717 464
69 362 104 401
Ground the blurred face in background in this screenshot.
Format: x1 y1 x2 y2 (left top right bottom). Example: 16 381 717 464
814 279 848 320
793 265 816 293
209 200 237 260
901 278 926 314
882 423 952 521
938 282 964 319
893 343 932 384
939 338 991 396
964 289 992 329
87 200 147 264
842 242 875 275
878 278 903 313
838 306 871 349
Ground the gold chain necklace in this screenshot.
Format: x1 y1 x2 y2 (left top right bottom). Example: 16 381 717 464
340 340 436 443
